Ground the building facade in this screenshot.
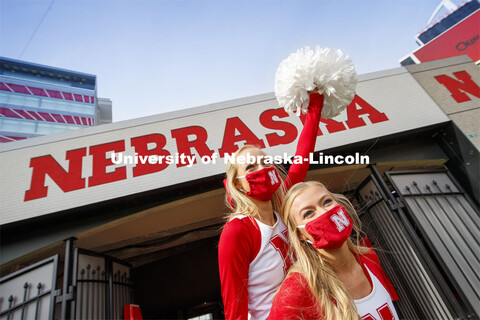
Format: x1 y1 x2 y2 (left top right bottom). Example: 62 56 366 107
0 56 479 319
400 0 480 66
0 57 112 143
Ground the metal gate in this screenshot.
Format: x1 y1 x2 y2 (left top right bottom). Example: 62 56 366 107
0 255 59 320
73 248 133 320
0 242 133 320
356 166 479 319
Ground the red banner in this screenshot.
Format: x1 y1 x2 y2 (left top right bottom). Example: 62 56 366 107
413 11 480 63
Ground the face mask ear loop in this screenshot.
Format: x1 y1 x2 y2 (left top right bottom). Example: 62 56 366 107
296 225 313 244
234 176 246 193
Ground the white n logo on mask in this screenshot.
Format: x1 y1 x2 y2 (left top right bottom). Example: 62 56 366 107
268 170 279 185
330 209 350 232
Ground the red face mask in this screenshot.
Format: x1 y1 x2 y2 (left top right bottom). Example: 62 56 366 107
237 167 281 201
297 205 353 249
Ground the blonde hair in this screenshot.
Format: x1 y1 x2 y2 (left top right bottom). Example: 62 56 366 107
224 145 289 220
281 181 367 319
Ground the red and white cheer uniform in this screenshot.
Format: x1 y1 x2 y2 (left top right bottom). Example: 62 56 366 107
355 264 399 320
268 249 400 320
218 93 323 319
218 213 290 319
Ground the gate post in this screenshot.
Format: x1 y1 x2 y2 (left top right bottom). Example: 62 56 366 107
106 257 114 320
61 237 76 319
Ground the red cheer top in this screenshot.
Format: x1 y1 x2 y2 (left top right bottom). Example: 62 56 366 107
268 249 399 320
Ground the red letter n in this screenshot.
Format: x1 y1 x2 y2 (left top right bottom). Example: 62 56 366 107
24 148 86 201
435 71 480 103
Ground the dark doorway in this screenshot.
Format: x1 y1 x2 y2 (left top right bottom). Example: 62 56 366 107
132 236 224 320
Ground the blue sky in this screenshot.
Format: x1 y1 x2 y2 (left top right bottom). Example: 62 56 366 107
0 0 459 122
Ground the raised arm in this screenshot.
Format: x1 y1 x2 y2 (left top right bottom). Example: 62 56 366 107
286 92 324 189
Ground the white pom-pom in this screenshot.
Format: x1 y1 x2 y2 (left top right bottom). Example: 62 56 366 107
274 46 357 118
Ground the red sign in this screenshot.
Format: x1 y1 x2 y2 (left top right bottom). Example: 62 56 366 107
23 95 389 201
412 11 480 63
2 64 456 225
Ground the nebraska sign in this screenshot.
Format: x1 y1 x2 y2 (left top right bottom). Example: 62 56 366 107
23 95 387 202
0 68 449 225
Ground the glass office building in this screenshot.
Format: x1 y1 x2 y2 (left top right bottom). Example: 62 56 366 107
0 57 111 143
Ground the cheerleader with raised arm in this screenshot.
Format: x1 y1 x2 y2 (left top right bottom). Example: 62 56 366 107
218 47 358 319
218 91 323 319
268 181 399 320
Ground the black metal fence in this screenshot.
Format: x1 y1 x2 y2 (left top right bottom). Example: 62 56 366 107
0 256 58 320
355 166 479 319
73 249 133 320
356 176 453 319
386 169 480 318
76 264 106 319
112 268 132 320
1 244 134 320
